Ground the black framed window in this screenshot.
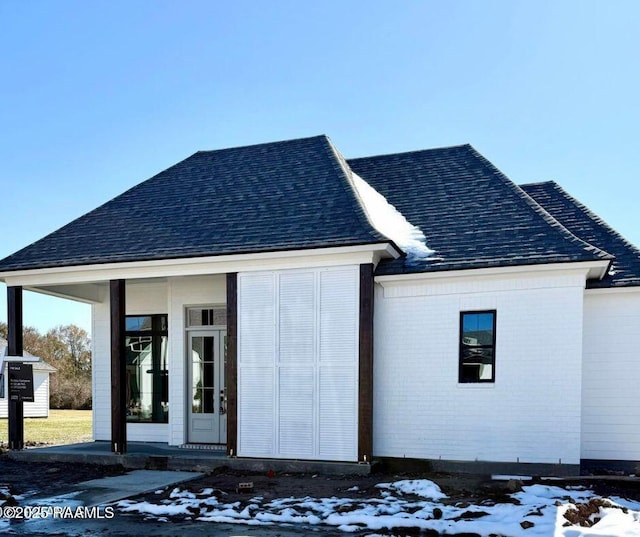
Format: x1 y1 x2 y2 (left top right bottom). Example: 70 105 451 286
125 314 169 423
459 311 496 383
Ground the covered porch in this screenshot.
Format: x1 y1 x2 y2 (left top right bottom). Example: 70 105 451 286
3 246 381 464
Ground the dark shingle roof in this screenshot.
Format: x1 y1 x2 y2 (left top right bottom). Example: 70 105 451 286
347 145 612 276
521 181 640 288
0 137 621 281
0 136 388 271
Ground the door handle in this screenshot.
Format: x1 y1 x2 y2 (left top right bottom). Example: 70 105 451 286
219 388 227 415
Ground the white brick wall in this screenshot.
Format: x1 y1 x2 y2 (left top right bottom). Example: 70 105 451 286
582 289 640 461
374 270 586 465
92 300 111 441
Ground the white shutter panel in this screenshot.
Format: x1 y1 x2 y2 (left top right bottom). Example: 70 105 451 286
279 272 315 364
277 272 316 457
238 273 276 457
239 273 275 364
237 266 359 462
319 366 356 460
278 367 314 457
320 269 358 364
319 268 358 461
238 368 274 456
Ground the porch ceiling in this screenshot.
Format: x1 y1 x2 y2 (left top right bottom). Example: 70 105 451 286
28 277 169 304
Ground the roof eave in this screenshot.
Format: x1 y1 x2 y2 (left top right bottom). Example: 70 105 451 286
0 242 400 289
375 258 612 284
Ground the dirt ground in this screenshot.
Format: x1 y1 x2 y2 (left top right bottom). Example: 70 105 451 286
2 455 640 536
0 456 125 498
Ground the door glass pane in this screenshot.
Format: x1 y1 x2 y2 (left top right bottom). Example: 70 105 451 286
192 388 203 413
188 308 227 327
191 336 215 414
203 388 214 414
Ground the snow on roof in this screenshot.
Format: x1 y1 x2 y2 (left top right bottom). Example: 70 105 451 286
350 172 434 259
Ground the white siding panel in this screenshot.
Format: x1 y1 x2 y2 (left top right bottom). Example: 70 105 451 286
92 301 111 441
92 275 226 446
582 290 640 461
278 367 314 457
127 424 169 442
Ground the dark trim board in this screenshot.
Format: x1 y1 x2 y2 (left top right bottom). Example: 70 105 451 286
110 280 127 454
226 273 238 457
358 263 374 462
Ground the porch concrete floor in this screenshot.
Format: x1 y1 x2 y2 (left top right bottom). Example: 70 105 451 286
6 441 371 476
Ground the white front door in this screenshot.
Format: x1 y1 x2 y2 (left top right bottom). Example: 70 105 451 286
188 330 227 444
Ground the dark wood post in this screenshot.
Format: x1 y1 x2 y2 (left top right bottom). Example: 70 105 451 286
358 264 374 462
226 273 238 457
7 286 24 450
110 280 127 454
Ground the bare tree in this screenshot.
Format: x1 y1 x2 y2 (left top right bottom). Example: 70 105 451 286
0 322 92 409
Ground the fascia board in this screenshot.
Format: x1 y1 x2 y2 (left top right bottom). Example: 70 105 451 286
585 285 640 296
1 243 398 288
375 260 610 287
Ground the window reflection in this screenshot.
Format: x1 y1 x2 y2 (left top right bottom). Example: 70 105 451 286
126 314 169 422
191 336 215 414
460 311 496 383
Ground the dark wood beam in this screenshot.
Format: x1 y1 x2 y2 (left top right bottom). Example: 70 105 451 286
358 264 374 462
226 273 238 457
7 286 24 450
110 280 127 454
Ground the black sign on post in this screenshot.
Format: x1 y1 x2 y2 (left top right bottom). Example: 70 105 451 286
8 363 34 403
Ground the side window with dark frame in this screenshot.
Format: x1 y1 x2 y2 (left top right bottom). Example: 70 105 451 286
125 314 169 423
459 310 496 383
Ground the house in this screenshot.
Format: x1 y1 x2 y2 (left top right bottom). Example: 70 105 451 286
0 339 56 418
0 135 638 472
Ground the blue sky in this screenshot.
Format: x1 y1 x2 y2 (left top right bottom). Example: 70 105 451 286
1 0 639 334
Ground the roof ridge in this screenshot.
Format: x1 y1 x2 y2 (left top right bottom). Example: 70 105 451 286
465 147 614 262
348 143 473 163
320 136 394 247
519 180 555 187
529 181 640 258
195 134 329 156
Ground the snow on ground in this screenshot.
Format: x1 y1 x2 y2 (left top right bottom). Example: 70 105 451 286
350 172 435 259
116 479 640 536
0 486 9 532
